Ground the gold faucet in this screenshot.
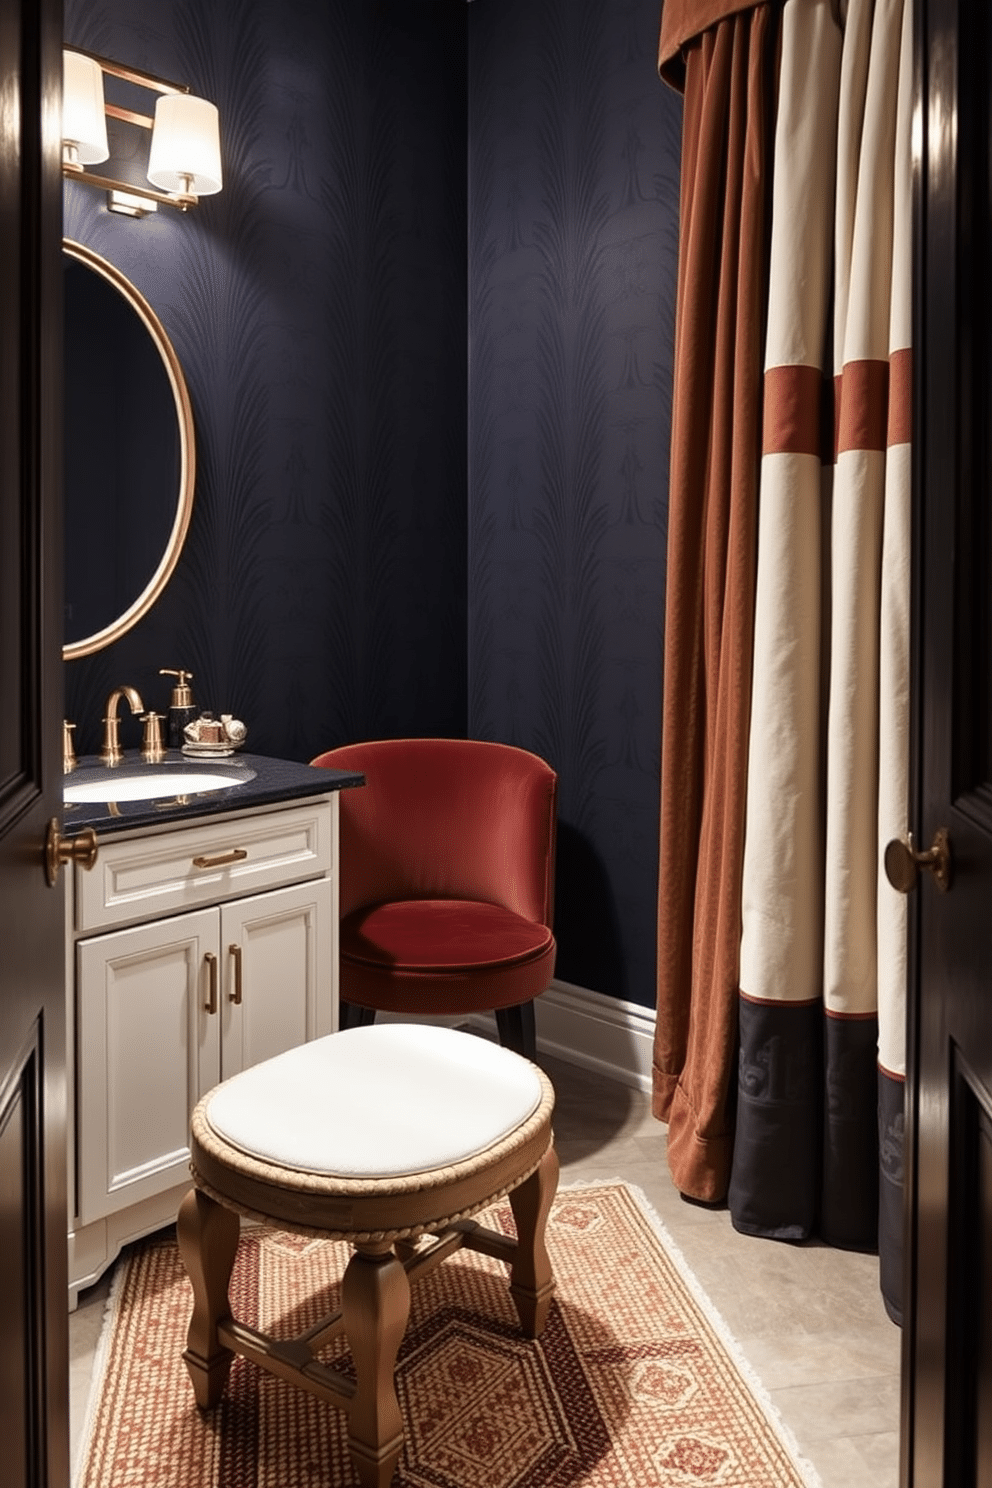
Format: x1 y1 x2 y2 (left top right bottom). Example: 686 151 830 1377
100 685 145 766
62 721 78 773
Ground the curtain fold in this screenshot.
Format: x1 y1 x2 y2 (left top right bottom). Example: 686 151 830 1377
653 2 776 1202
875 0 912 1320
731 0 844 1240
730 0 912 1321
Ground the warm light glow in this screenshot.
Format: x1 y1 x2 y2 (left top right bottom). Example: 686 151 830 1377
62 50 109 166
147 94 223 197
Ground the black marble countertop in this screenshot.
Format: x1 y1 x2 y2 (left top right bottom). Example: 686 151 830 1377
61 751 364 837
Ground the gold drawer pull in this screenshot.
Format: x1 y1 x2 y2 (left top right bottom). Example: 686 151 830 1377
192 847 248 870
229 943 243 1005
204 952 218 1014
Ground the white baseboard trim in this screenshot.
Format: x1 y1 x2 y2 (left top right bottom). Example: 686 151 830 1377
377 980 655 1094
534 979 656 1094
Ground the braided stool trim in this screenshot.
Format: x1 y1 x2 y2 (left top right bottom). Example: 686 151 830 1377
189 1064 555 1243
188 1141 551 1244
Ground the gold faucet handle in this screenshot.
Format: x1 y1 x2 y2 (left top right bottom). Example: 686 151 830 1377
62 721 78 773
141 712 166 762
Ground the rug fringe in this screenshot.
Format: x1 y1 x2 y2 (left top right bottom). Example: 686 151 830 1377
71 1255 131 1488
556 1176 825 1488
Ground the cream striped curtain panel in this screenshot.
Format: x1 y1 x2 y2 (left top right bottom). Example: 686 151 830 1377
731 0 912 1320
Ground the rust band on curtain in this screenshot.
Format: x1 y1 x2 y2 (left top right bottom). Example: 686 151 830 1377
762 363 829 459
653 1 777 1204
835 360 889 455
762 349 913 466
887 346 912 446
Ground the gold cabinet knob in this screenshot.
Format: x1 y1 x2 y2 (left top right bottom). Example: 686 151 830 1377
45 818 98 887
884 828 952 895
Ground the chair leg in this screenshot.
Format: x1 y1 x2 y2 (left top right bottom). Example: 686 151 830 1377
495 1000 536 1061
343 1242 411 1488
177 1187 241 1408
340 1000 377 1032
507 1143 559 1337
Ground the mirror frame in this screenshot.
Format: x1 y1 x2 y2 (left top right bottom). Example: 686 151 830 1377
63 239 196 660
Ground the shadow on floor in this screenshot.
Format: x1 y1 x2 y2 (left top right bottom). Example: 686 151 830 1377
540 1052 645 1165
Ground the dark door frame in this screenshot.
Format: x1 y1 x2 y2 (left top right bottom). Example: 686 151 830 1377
0 0 68 1483
902 0 992 1483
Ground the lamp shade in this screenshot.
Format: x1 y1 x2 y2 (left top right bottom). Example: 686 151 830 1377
147 94 222 196
62 50 109 165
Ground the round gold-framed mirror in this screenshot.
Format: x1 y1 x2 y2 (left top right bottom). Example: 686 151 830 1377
62 240 195 660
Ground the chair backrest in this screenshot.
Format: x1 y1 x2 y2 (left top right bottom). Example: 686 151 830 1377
311 738 557 926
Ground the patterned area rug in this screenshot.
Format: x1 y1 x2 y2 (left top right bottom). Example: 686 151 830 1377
74 1181 818 1488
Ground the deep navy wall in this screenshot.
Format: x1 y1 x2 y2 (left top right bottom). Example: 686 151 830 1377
64 0 468 760
62 0 682 1014
468 0 682 1007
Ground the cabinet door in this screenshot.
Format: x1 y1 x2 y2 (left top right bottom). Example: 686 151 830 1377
76 907 220 1225
220 878 333 1079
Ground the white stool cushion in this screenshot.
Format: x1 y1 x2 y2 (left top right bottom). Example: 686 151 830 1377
203 1023 544 1179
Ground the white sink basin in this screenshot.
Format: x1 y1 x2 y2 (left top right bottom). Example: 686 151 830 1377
65 765 253 804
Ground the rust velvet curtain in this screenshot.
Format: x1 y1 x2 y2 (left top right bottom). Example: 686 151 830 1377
652 0 777 1202
655 0 912 1319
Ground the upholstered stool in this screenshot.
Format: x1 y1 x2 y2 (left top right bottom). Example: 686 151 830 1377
177 1023 558 1488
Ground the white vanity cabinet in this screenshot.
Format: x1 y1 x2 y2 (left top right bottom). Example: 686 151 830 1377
65 793 339 1303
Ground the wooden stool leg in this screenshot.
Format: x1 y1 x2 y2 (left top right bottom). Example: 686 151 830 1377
507 1143 559 1337
176 1187 241 1408
342 1242 411 1488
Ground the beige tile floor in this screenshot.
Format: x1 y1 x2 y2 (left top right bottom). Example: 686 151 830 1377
545 1054 901 1488
69 1051 901 1487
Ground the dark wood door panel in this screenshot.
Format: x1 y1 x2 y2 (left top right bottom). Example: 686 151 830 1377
943 1061 992 1488
906 2 992 1485
0 1043 42 1488
0 0 68 1485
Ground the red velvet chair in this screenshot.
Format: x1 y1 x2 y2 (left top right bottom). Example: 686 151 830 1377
310 739 557 1061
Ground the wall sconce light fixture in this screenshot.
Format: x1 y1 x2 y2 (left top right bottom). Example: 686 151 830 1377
62 48 222 215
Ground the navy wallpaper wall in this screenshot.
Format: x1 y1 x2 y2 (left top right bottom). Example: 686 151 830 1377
468 0 682 1006
64 0 468 760
61 0 682 1012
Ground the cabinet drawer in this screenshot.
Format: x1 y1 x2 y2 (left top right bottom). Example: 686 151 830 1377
75 801 333 932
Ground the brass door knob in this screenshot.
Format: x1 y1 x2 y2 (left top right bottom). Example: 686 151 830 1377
884 827 952 894
45 817 98 887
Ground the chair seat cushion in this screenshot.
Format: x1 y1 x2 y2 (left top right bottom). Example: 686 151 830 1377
202 1023 543 1179
342 898 554 973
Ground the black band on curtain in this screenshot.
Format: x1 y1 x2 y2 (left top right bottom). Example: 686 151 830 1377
821 1014 879 1251
878 1067 904 1323
728 995 822 1240
729 998 891 1268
